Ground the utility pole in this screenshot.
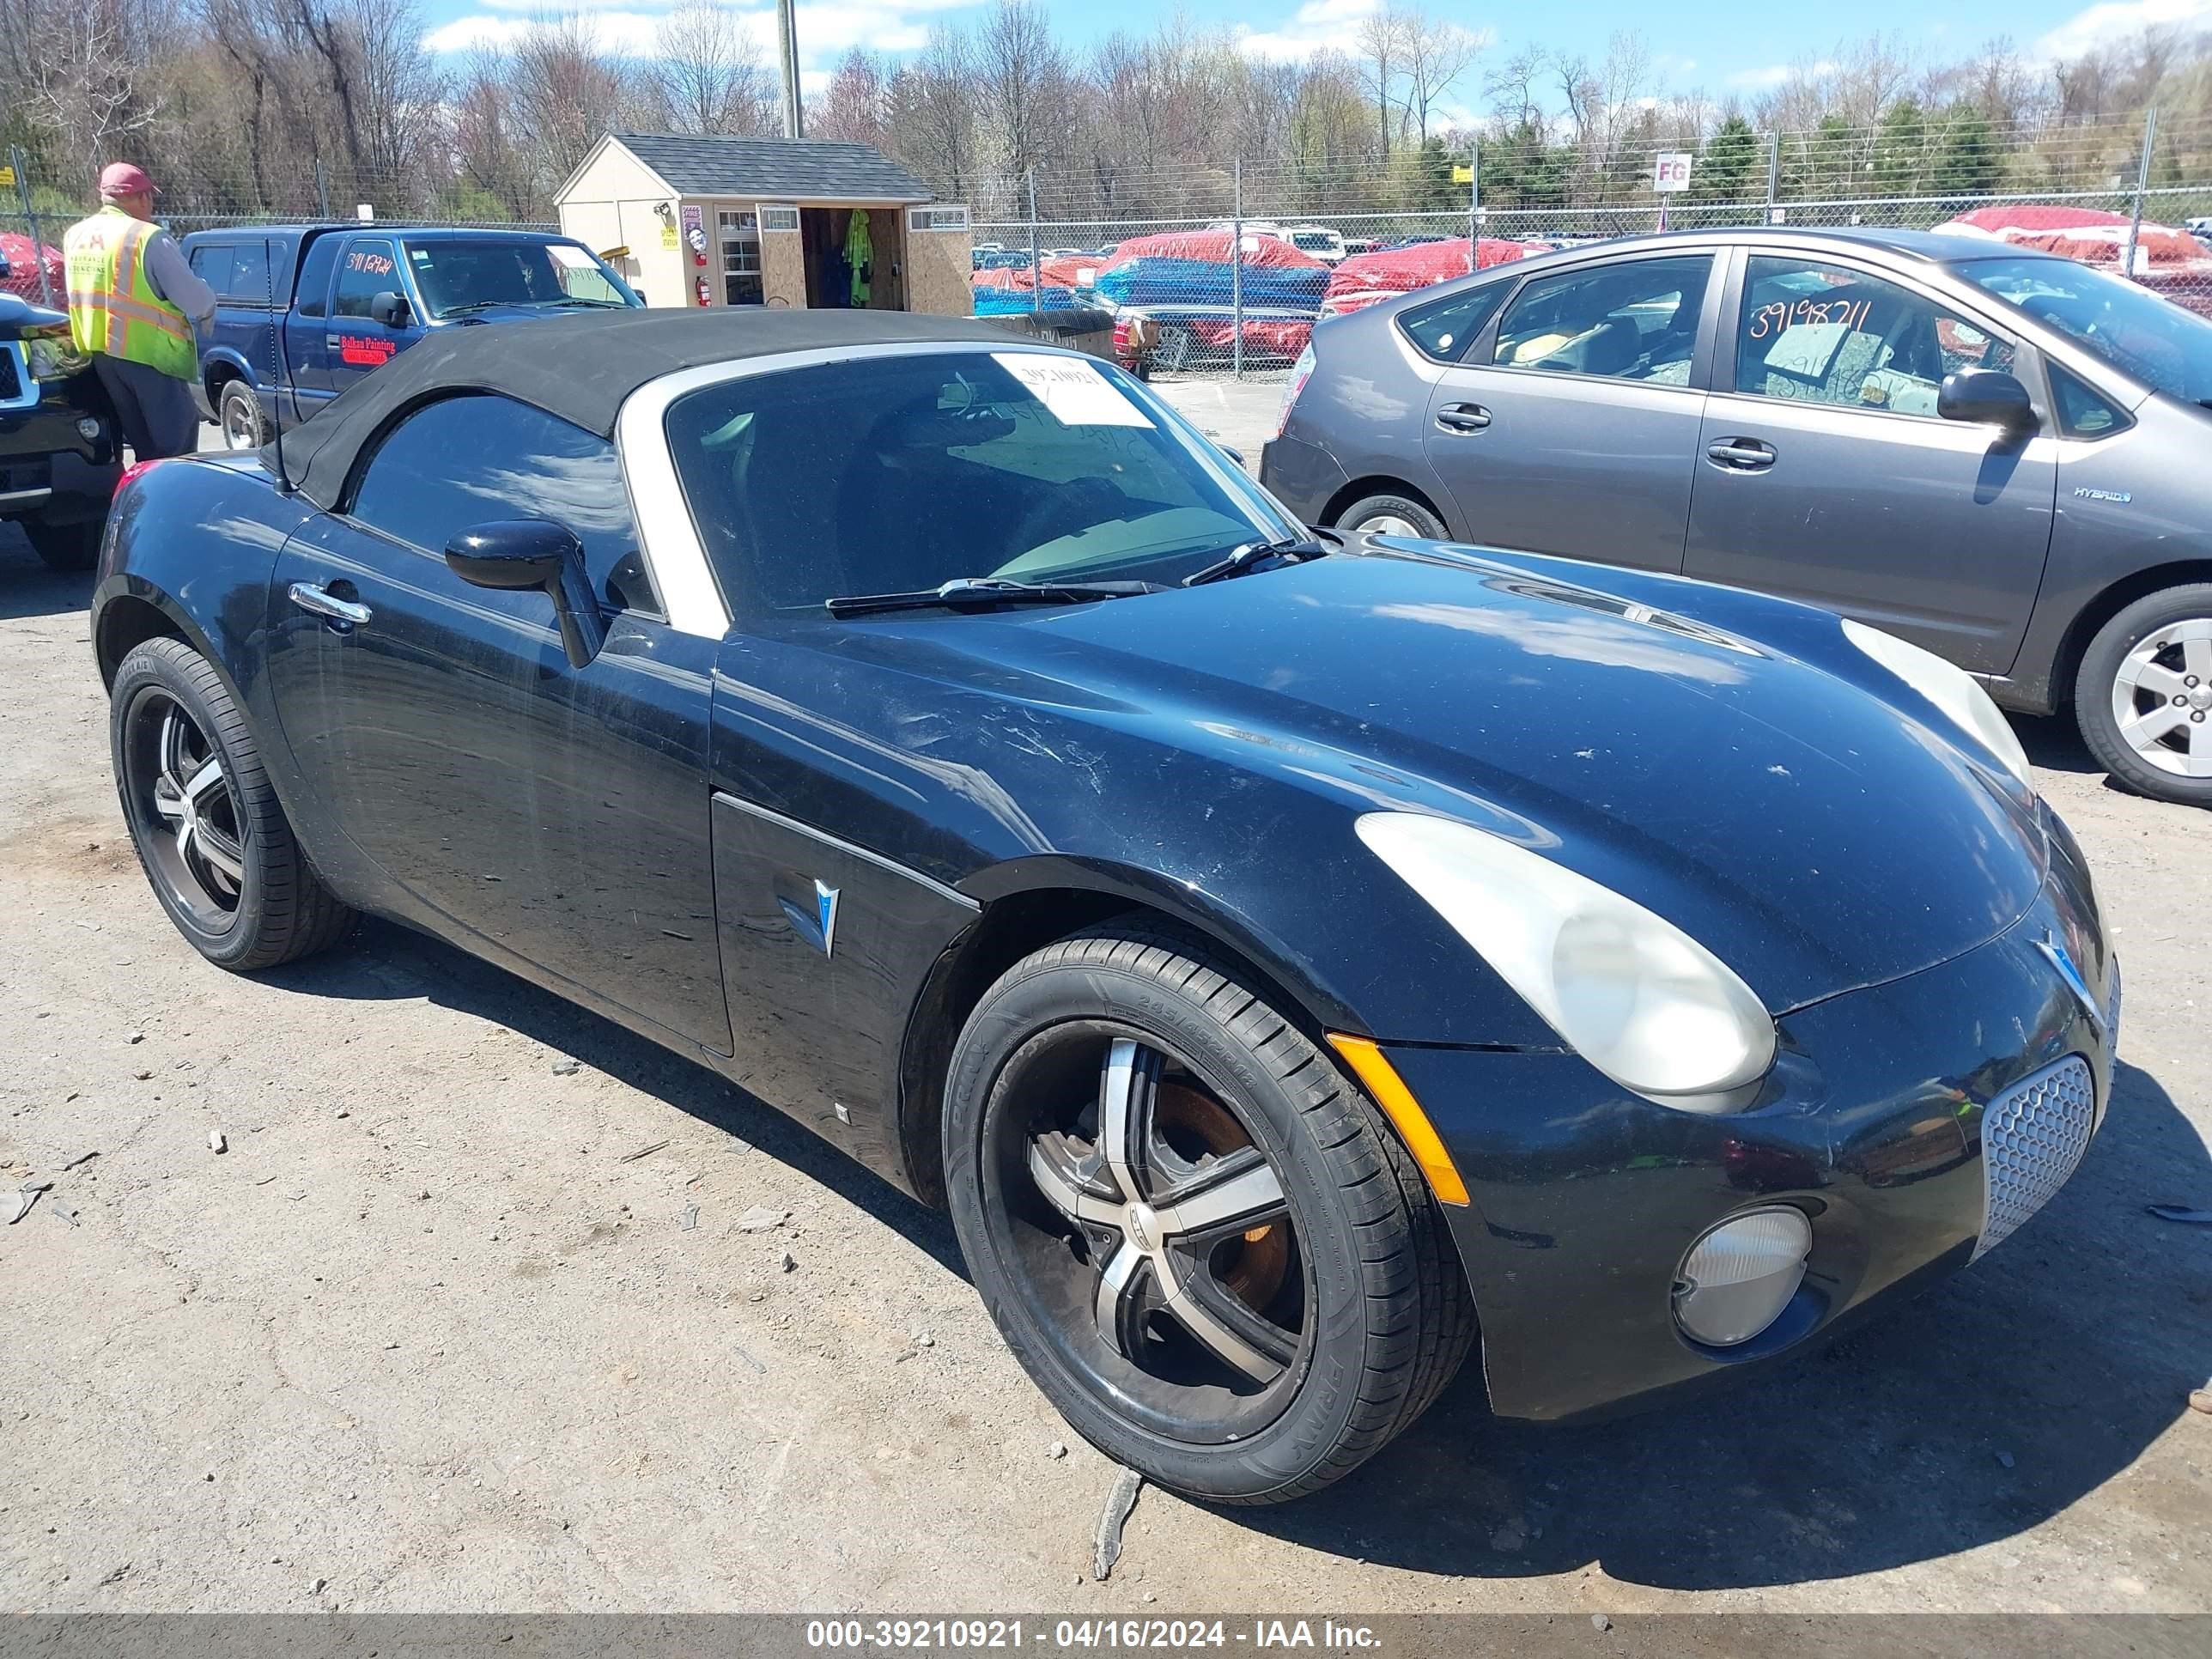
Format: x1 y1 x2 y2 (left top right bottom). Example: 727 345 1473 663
2124 106 2157 281
776 0 804 139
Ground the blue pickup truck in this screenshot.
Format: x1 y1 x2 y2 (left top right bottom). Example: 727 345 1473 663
180 224 642 448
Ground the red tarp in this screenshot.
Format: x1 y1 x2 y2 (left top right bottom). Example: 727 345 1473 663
0 233 65 307
1934 204 2212 270
1103 229 1328 273
973 254 1107 291
1320 237 1536 316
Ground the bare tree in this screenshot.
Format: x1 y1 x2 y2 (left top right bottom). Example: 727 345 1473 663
973 0 1068 187
811 47 890 148
653 0 775 137
508 11 640 196
1356 3 1408 156
1401 9 1481 146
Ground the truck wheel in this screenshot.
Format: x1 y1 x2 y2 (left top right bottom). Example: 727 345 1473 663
2075 584 2212 808
216 379 268 451
23 515 102 572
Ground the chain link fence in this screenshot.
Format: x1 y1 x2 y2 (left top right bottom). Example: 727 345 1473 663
973 112 2212 380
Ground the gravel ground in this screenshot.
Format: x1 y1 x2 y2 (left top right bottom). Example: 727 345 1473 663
1 414 2207 1613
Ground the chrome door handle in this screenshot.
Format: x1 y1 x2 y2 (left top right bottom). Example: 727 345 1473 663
1706 439 1775 471
1435 402 1491 434
288 581 372 627
325 334 341 349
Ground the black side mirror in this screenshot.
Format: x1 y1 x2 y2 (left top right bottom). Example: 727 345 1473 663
1938 368 2036 431
445 519 606 669
369 289 411 328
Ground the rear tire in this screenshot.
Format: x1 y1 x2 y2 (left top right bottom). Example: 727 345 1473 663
23 514 102 572
110 637 357 969
943 923 1476 1504
1334 492 1447 540
2074 584 2212 808
216 378 268 451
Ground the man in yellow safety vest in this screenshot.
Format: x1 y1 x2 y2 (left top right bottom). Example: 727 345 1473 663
63 163 216 460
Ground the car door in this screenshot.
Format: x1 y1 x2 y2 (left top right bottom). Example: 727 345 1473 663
1684 251 2058 675
281 234 343 417
322 234 418 396
1420 250 1718 572
260 391 731 1054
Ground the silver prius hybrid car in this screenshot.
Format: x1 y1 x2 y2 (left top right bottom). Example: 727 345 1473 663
1262 226 2212 807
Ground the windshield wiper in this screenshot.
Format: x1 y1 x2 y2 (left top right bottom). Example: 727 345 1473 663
1182 535 1328 586
825 576 1160 618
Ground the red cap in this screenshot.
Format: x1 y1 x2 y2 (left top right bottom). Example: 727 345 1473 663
98 162 156 198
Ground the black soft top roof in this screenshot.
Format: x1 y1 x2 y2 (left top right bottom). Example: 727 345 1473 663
268 307 1029 511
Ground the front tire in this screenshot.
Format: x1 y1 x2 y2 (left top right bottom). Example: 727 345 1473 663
110 637 357 969
944 925 1475 1504
23 514 102 572
1334 492 1448 540
2075 584 2212 807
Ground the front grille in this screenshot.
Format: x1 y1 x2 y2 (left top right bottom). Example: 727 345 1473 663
1973 1056 2094 1262
0 344 25 407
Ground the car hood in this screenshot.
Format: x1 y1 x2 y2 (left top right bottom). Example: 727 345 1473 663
963 544 2047 1014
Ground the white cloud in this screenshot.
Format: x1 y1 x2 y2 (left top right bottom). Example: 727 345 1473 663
1236 0 1382 64
1724 58 1837 88
2037 0 2212 59
425 0 963 62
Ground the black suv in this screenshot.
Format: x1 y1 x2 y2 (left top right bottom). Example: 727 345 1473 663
1 291 122 571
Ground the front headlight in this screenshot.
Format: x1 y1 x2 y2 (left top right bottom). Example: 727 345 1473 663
1842 618 2033 790
1356 812 1776 1112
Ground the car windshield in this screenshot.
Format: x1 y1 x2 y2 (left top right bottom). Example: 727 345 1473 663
1957 254 2212 402
404 240 637 317
665 350 1296 614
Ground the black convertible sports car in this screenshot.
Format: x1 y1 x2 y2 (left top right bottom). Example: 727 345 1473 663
92 310 2118 1504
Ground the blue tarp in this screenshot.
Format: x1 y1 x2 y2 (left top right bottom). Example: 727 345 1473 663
973 284 1082 314
1091 258 1328 312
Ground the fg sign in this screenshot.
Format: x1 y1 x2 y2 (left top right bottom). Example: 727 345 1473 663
1653 152 1693 193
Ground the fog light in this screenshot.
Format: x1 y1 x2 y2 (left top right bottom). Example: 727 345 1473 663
1674 1206 1811 1347
77 417 102 442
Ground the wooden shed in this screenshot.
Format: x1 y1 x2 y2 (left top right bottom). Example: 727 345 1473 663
554 132 974 317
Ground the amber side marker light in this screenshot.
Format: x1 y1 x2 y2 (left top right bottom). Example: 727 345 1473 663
1326 1034 1472 1207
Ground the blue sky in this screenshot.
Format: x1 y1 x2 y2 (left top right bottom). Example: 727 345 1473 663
415 0 2203 112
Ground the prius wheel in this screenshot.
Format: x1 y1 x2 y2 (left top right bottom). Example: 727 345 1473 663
945 925 1475 1504
1333 493 1446 540
111 637 356 970
2075 584 2212 807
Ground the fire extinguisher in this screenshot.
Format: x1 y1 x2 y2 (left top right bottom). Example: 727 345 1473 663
695 275 711 307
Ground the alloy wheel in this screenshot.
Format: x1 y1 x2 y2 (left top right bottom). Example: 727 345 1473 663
2112 618 2212 780
1354 514 1422 537
991 1027 1309 1443
123 690 247 928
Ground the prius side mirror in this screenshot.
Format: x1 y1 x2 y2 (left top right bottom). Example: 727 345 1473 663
1938 368 2036 432
369 289 411 328
445 519 606 669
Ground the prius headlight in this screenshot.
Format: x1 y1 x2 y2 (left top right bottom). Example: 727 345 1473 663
1842 618 2033 790
1356 812 1776 1112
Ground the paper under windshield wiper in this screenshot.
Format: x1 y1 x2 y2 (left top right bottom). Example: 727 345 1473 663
1181 536 1328 586
824 576 1159 617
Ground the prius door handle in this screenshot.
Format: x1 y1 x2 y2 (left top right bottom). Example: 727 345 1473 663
1706 438 1776 471
1435 402 1491 434
289 581 373 628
